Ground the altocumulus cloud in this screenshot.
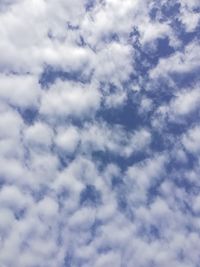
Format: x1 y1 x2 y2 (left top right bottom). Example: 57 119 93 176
0 0 200 267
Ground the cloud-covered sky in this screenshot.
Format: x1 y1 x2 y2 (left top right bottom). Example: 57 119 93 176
0 0 200 266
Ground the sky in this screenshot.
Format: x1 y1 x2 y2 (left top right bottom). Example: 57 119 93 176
0 0 200 266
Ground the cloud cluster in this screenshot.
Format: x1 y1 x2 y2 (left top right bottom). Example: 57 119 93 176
0 0 200 266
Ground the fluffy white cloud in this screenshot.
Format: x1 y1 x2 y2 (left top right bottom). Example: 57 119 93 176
179 0 200 32
139 20 171 44
24 122 54 148
171 87 200 116
80 122 151 157
55 126 80 154
126 154 167 202
150 41 200 79
0 74 41 108
182 125 200 154
153 85 200 127
40 81 100 119
0 108 23 139
92 42 134 87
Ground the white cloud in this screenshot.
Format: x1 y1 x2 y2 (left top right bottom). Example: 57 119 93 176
91 42 134 87
24 122 54 148
36 196 59 219
150 41 200 79
55 126 80 154
179 0 200 33
0 185 32 212
68 207 96 230
81 0 141 47
0 108 23 139
182 125 200 154
180 9 200 32
40 81 101 119
126 154 167 202
153 85 200 126
81 122 151 157
171 87 200 116
0 74 41 108
95 251 121 267
139 20 171 44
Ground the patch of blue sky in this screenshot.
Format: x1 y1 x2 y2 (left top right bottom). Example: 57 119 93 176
39 65 92 88
79 184 102 207
150 2 181 22
18 107 39 125
98 97 148 130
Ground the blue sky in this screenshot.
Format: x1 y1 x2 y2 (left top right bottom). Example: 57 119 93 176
0 0 200 266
